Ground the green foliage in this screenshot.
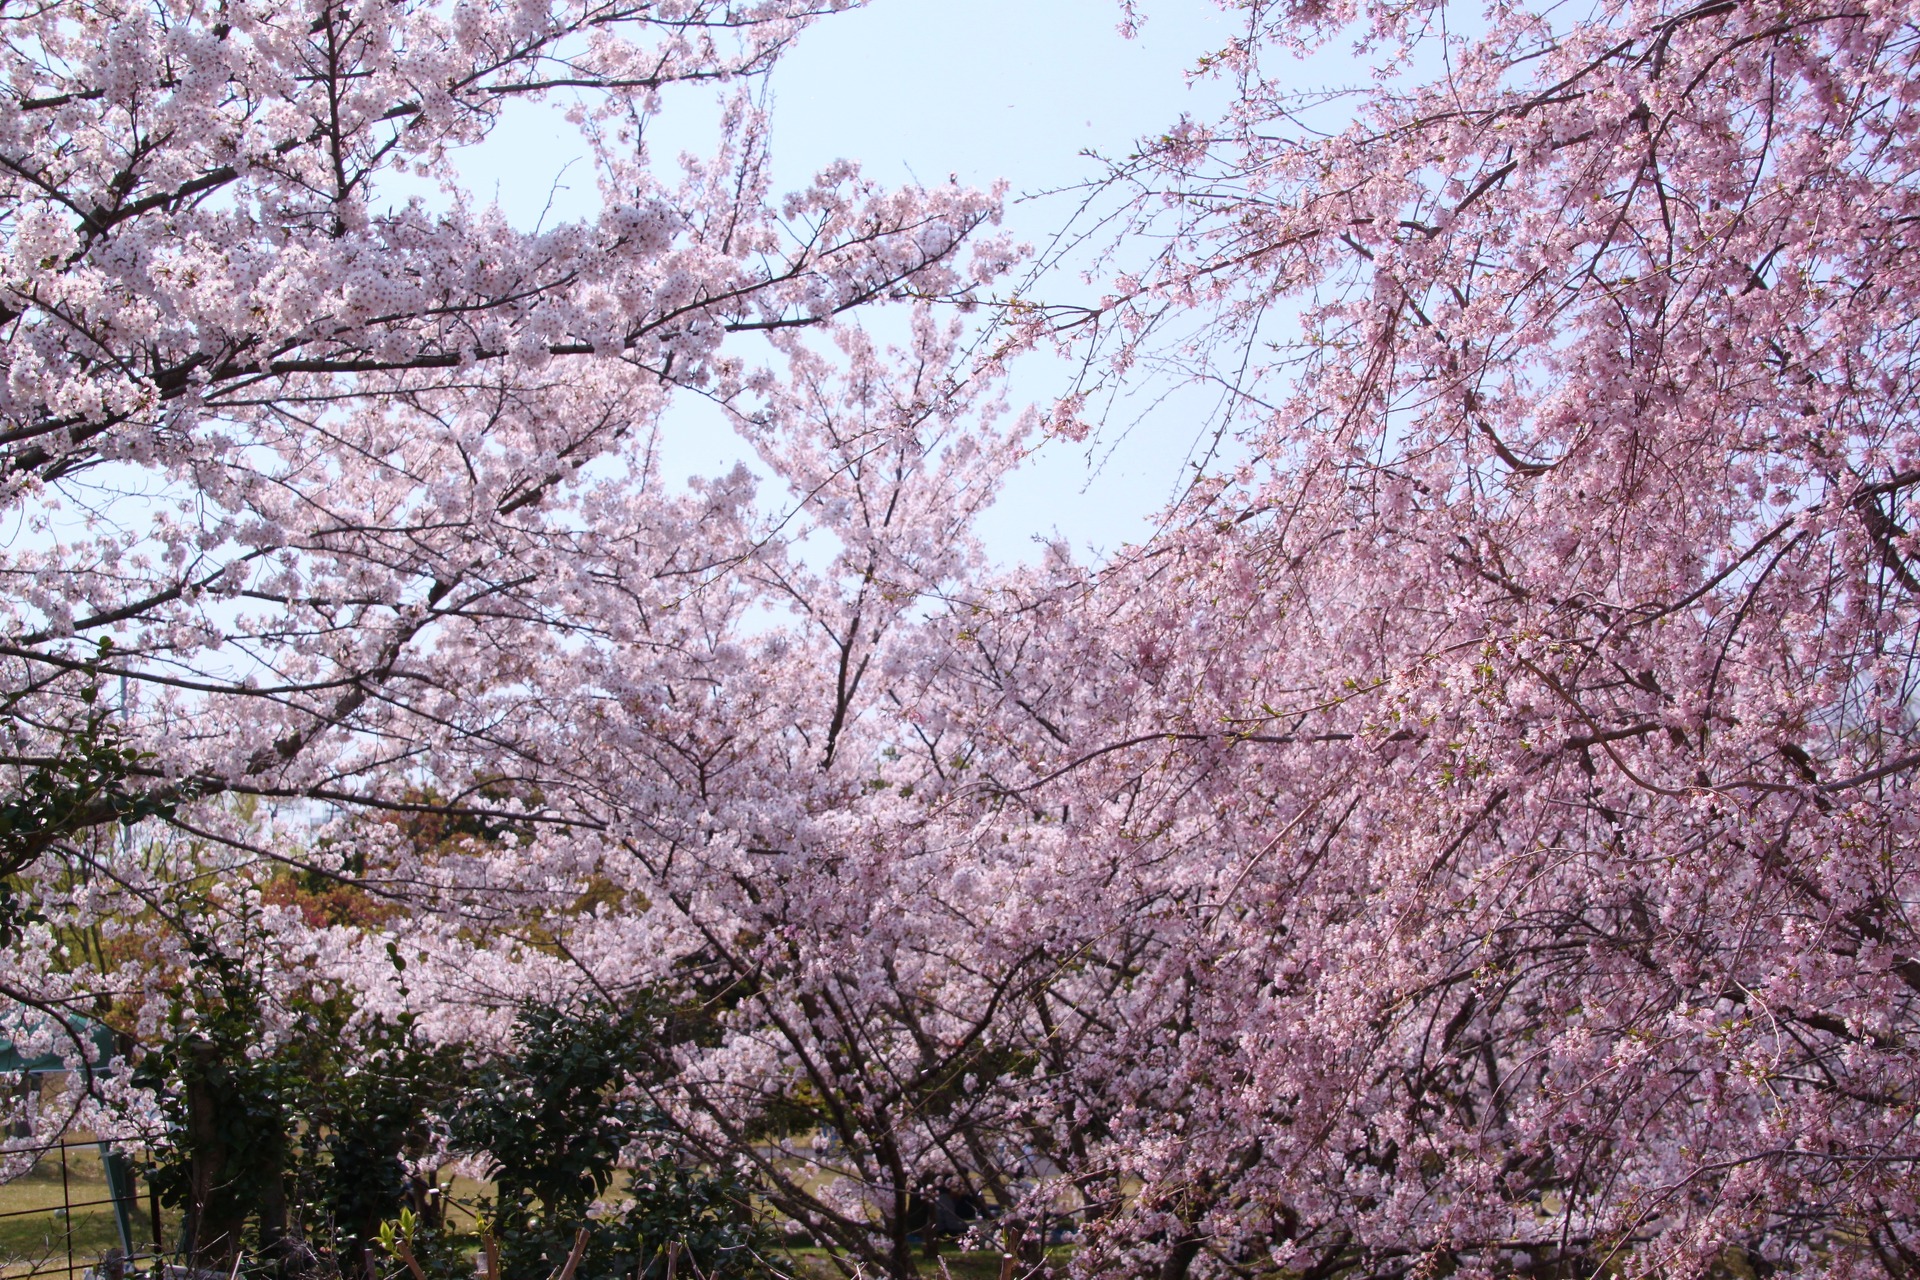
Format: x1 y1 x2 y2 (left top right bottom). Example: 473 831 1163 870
297 1009 468 1272
449 999 768 1280
452 1000 652 1229
376 1207 474 1280
136 946 467 1279
609 1160 770 1280
137 968 768 1280
132 955 295 1270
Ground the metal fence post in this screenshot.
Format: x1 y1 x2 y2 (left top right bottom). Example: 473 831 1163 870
60 1140 74 1278
98 1143 138 1256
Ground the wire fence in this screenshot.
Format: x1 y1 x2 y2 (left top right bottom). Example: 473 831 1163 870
0 1135 159 1280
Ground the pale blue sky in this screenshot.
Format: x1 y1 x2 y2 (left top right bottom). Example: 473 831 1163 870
772 0 1244 561
454 0 1251 563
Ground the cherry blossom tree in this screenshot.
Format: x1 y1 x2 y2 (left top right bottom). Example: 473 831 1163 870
330 312 1059 1279
0 0 1026 1248
0 0 1015 1040
0 0 1018 834
194 0 1920 1271
919 0 1920 1275
12 0 1920 1278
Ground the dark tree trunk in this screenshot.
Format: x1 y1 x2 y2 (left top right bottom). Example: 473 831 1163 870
183 1041 246 1273
255 1131 292 1272
1158 1232 1205 1280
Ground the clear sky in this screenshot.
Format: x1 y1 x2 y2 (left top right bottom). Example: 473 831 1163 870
769 0 1245 561
451 0 1248 564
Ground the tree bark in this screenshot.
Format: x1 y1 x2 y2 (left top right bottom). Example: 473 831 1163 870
182 1040 246 1273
